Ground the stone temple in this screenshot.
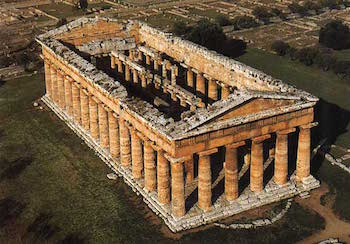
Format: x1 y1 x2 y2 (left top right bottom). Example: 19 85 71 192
36 17 320 232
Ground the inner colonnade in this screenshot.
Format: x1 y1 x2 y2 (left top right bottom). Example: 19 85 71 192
43 56 315 218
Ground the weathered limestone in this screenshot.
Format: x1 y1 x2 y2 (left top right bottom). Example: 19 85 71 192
119 118 131 167
225 142 245 201
71 82 81 124
98 103 109 149
146 55 151 65
157 150 170 204
108 111 120 158
50 66 58 103
131 130 143 179
144 141 156 192
274 128 295 185
297 124 315 181
198 148 217 211
171 161 185 217
196 73 205 95
44 60 52 97
251 135 270 192
89 96 99 140
184 158 194 184
111 55 115 69
187 69 194 88
221 86 230 99
57 71 65 109
125 64 131 81
64 76 73 116
117 59 123 73
132 69 138 83
80 89 90 131
208 78 218 100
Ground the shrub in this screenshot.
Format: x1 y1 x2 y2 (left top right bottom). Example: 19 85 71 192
319 20 350 50
288 2 307 15
296 47 319 66
232 16 259 30
171 21 190 36
333 61 350 78
252 6 272 22
314 53 337 71
271 40 290 56
215 15 232 26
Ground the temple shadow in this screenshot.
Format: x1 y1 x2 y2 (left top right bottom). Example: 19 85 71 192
185 187 198 212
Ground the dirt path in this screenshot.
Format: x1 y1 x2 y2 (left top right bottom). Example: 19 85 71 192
297 183 350 243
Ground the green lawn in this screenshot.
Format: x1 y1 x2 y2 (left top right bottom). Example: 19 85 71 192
0 73 325 243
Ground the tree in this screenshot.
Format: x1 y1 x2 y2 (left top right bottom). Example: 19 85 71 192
271 40 290 56
304 1 321 13
252 6 272 22
222 39 247 58
319 20 350 50
296 47 319 66
232 16 259 30
79 0 88 10
56 18 67 27
288 2 307 16
287 47 298 60
314 53 337 71
215 15 232 26
171 21 190 36
332 61 350 78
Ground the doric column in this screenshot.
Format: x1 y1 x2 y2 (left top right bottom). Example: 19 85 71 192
275 128 295 185
131 130 143 179
129 50 134 60
117 59 123 73
57 70 65 109
144 141 156 192
187 69 194 88
72 82 81 124
132 69 138 84
184 158 194 184
196 73 205 95
111 55 115 69
198 148 218 211
146 55 151 65
250 134 270 192
108 112 120 159
137 51 143 61
89 96 99 140
208 78 218 101
125 64 130 81
154 59 159 71
221 85 230 99
225 141 245 201
44 60 52 97
98 103 109 149
141 74 147 88
171 65 178 85
64 76 73 116
50 66 58 103
162 61 167 78
80 88 90 131
297 123 317 181
119 118 131 167
171 160 185 217
157 150 170 204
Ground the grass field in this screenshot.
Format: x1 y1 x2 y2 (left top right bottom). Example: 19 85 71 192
0 73 325 243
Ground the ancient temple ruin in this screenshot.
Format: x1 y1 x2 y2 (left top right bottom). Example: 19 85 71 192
36 17 320 232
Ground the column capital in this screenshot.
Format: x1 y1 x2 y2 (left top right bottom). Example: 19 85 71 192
300 122 318 130
227 141 245 149
57 69 64 76
81 88 89 96
164 154 191 164
198 148 218 157
65 75 73 81
252 134 271 144
73 82 81 89
277 127 296 135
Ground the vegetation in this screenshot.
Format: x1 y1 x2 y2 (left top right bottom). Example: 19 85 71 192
271 40 290 56
231 15 259 30
319 20 350 50
172 19 247 58
252 6 272 23
214 14 232 27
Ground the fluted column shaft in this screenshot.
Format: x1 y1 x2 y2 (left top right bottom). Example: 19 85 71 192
184 158 194 184
125 64 130 81
111 56 115 69
72 83 81 124
222 86 230 99
275 132 289 185
98 104 109 149
80 89 89 131
251 140 264 192
64 77 73 115
89 96 99 140
144 142 156 192
44 61 52 97
50 66 58 103
157 151 170 204
117 59 123 73
297 126 311 180
108 112 120 158
187 69 194 88
132 69 138 83
131 130 142 179
57 71 65 109
171 162 185 217
208 79 218 100
119 118 131 167
225 142 244 201
196 73 205 95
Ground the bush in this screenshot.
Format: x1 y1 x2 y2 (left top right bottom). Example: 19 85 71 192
171 21 190 36
304 1 322 13
288 2 307 15
333 61 350 78
252 6 272 22
215 15 232 26
232 15 259 30
314 53 337 71
319 20 350 50
287 47 298 60
271 40 290 56
296 47 319 66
